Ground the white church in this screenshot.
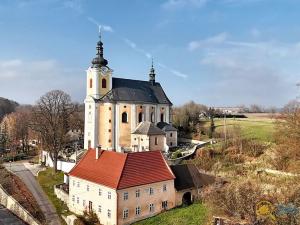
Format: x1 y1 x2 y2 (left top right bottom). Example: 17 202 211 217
83 35 177 152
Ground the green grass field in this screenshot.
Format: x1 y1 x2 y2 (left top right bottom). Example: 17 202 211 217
213 117 275 142
37 168 70 224
133 203 208 225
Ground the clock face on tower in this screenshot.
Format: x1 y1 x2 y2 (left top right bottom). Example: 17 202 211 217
100 66 109 75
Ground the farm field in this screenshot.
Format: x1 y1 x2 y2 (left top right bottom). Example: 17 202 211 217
133 203 208 225
212 115 276 142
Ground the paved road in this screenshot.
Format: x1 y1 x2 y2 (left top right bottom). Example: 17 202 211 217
0 204 26 225
3 162 61 225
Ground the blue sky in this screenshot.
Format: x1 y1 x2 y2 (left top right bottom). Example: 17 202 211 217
0 0 299 107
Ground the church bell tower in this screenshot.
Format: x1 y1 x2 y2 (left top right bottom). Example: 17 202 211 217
84 34 113 150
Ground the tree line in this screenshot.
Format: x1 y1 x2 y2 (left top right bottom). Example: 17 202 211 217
0 90 84 172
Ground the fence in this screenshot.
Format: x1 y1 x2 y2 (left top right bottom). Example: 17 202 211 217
0 184 41 225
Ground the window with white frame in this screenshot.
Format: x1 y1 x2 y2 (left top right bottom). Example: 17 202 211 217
163 184 167 192
108 192 111 199
77 181 80 187
135 206 141 216
136 189 140 198
72 195 75 202
123 209 129 219
149 187 154 195
99 188 102 196
72 180 75 186
77 196 79 204
98 205 102 213
123 192 128 201
162 201 168 210
149 203 154 212
87 185 89 192
83 200 86 207
108 209 111 218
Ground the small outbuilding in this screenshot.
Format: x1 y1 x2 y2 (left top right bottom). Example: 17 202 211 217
131 121 167 152
170 164 215 206
157 122 178 147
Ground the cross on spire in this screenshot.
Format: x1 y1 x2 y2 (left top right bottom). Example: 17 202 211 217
91 28 108 68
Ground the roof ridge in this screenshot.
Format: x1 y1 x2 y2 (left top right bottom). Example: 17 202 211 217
68 149 90 175
160 151 176 179
116 152 128 189
113 77 161 85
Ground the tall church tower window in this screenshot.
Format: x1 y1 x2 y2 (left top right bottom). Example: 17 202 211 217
138 112 143 123
102 78 107 88
89 79 93 88
122 112 128 123
151 112 154 123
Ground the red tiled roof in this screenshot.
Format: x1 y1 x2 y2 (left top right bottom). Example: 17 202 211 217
69 150 175 190
69 150 127 189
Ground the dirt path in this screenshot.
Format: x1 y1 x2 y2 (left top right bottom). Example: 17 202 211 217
4 162 61 225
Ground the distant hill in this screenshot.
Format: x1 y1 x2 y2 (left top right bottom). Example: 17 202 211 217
0 97 19 121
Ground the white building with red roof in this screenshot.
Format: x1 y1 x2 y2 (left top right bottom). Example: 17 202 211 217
68 148 176 225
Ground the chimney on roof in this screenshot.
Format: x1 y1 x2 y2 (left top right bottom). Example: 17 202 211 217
96 145 102 160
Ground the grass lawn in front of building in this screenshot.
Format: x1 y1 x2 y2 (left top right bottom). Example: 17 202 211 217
37 168 70 223
133 203 208 225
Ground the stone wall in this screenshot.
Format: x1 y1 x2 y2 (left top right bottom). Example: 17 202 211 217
0 184 40 225
54 185 69 205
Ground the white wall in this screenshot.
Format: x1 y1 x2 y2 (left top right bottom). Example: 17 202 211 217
0 184 40 225
41 151 75 173
68 176 117 225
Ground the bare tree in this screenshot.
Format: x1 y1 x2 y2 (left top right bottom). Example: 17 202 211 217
273 100 300 172
31 90 74 172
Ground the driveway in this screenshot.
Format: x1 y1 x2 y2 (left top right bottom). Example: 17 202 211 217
3 161 61 225
0 204 26 225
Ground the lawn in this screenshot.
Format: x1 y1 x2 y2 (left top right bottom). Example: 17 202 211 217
213 117 275 142
133 203 208 225
37 168 70 223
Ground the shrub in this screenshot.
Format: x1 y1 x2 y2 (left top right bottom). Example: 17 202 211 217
172 150 182 159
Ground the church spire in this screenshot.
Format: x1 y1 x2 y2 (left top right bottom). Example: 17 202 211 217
149 58 156 85
91 28 108 68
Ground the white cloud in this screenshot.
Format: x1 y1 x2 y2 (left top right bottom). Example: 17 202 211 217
250 28 261 38
161 0 264 10
188 32 229 51
162 0 208 10
0 59 84 103
123 39 188 79
123 38 152 59
196 38 300 106
158 63 188 79
63 0 83 14
87 17 114 33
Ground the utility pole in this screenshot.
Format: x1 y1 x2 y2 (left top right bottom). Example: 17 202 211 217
223 112 227 148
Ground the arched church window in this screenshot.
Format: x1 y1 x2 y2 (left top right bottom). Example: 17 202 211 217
160 113 164 122
151 112 155 123
89 78 93 88
102 78 107 88
122 112 128 123
138 112 143 123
